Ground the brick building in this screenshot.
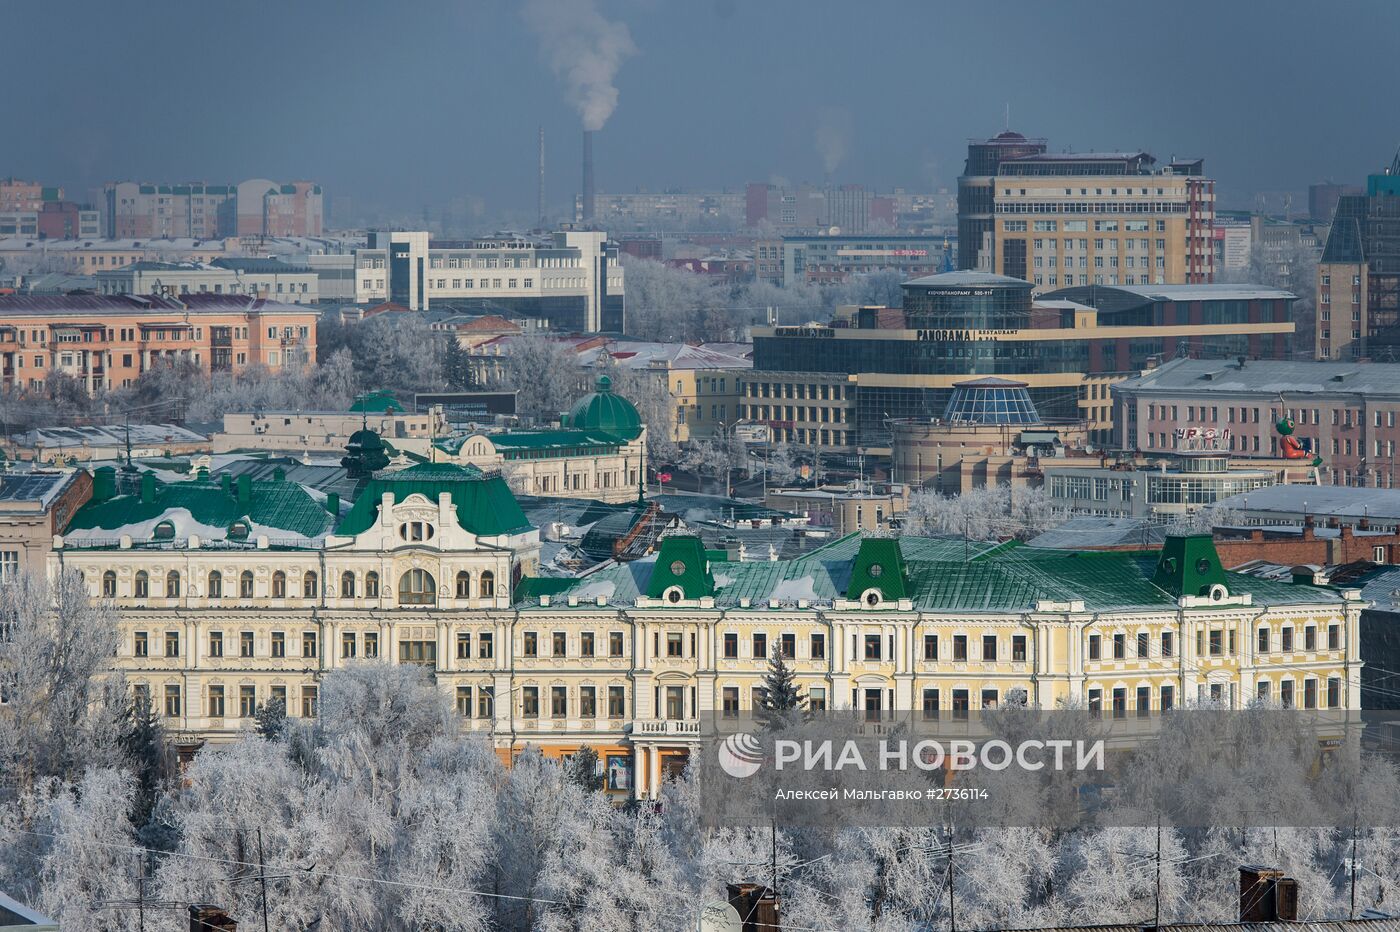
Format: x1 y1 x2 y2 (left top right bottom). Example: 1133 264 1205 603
1114 357 1400 488
0 292 317 393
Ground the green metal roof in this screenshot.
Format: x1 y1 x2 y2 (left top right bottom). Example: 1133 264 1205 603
565 375 641 440
64 477 331 542
517 533 1338 613
349 390 403 414
846 537 908 601
334 462 531 538
645 536 714 599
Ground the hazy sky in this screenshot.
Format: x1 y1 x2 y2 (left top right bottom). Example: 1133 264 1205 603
6 0 1399 224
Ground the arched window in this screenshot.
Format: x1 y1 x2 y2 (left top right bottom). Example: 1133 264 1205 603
102 570 116 598
398 569 436 605
303 571 318 599
341 571 355 598
479 570 495 599
271 571 287 598
153 520 175 541
207 571 222 599
134 571 148 599
239 570 254 598
166 570 180 598
455 570 471 598
365 571 380 597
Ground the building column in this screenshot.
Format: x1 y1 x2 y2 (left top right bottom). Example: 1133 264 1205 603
650 744 663 798
634 745 649 800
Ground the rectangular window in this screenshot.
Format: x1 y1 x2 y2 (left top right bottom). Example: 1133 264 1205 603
1208 629 1222 657
922 688 940 720
523 631 538 657
810 633 825 659
609 631 624 657
271 631 285 658
1088 634 1100 660
478 632 492 658
1304 679 1318 710
1280 680 1294 708
953 635 968 662
581 632 595 657
723 632 739 658
608 685 625 718
301 686 318 718
208 686 225 718
1161 631 1174 658
302 631 317 658
1112 687 1126 719
239 685 256 717
553 631 567 657
1328 677 1341 709
164 684 181 718
753 632 768 658
1012 635 1027 662
456 686 473 717
779 633 795 659
1257 628 1269 653
1113 633 1126 660
952 689 969 720
1136 686 1150 717
808 687 827 711
1136 632 1149 658
1282 627 1294 652
208 631 223 658
1088 688 1102 716
398 640 437 666
864 634 882 661
669 632 686 657
923 634 939 661
342 632 357 658
522 687 539 718
456 632 471 659
478 686 494 719
722 687 740 718
240 630 254 657
982 635 997 662
165 630 180 658
551 686 568 718
580 686 597 718
1305 626 1316 652
1329 624 1340 651
134 631 149 657
1160 684 1175 711
981 689 999 709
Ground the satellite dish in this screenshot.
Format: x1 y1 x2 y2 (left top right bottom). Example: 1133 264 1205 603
828 226 841 236
697 901 743 932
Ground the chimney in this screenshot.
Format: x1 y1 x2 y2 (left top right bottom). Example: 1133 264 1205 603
139 471 156 505
727 883 780 932
1240 866 1299 922
189 904 237 931
582 129 596 225
326 491 339 516
236 474 252 507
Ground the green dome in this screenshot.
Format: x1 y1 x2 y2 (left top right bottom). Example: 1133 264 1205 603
566 375 642 440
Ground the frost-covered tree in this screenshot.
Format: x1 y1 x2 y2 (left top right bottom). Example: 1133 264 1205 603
903 484 1069 541
490 333 584 422
1167 504 1243 534
0 570 126 795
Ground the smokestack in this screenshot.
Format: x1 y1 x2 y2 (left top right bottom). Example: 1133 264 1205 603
538 126 547 230
582 129 596 225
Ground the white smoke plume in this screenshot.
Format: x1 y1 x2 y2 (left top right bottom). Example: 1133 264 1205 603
816 106 852 177
524 0 637 132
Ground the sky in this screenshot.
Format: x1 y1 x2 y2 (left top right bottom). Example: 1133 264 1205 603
6 0 1400 226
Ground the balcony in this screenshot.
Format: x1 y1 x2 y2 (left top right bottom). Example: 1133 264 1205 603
632 719 702 737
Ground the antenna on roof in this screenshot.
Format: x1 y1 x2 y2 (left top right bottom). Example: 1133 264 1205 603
1004 102 1010 132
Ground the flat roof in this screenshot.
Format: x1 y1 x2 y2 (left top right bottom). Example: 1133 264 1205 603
1117 357 1400 398
1216 484 1400 521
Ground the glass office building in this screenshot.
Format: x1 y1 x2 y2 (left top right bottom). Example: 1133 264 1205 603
746 272 1297 451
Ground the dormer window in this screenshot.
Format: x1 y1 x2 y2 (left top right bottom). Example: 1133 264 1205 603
152 520 175 540
228 521 249 541
399 521 435 542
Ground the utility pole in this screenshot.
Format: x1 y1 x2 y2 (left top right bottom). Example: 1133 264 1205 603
946 823 957 932
1154 816 1162 929
1351 809 1359 920
257 827 271 932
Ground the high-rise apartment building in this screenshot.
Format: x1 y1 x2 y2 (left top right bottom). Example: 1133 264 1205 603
1316 156 1400 361
0 179 60 213
957 135 1215 292
103 179 323 239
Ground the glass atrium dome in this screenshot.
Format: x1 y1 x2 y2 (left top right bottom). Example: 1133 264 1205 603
942 377 1043 425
